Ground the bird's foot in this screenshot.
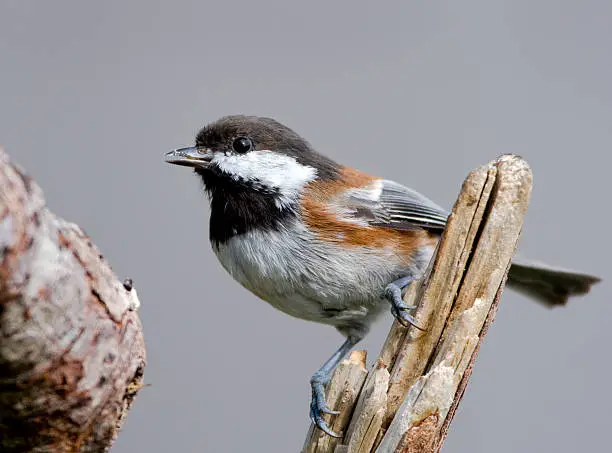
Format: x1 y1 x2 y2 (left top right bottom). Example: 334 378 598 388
384 276 425 330
309 376 341 437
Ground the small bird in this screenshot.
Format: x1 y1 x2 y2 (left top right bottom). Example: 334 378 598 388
165 115 600 436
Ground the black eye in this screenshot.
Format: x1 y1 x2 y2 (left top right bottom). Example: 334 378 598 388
232 136 253 154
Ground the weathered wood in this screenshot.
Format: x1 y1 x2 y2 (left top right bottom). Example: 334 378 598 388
304 351 369 453
383 163 496 424
0 148 146 453
302 155 532 453
341 360 390 453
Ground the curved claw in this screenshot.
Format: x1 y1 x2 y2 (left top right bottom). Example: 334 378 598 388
310 403 341 438
319 406 340 416
385 277 425 331
309 386 342 437
391 305 426 331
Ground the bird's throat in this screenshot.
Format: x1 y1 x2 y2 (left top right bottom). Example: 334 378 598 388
197 169 298 245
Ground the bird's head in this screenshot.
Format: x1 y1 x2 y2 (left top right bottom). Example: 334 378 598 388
165 115 339 207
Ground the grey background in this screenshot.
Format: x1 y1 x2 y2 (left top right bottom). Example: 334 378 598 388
1 1 610 452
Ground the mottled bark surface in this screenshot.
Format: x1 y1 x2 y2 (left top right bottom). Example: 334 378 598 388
0 148 146 453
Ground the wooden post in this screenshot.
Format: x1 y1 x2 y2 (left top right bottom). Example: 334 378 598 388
0 148 146 453
303 155 532 453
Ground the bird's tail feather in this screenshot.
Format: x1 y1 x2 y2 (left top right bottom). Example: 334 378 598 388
507 257 601 307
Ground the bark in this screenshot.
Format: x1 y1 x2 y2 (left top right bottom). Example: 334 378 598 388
0 148 146 453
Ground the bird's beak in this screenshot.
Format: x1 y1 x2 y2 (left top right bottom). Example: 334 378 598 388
164 147 213 168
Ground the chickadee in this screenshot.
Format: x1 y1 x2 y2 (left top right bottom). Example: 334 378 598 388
165 115 600 437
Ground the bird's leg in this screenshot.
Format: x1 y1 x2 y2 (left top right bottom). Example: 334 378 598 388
309 336 359 437
384 276 424 330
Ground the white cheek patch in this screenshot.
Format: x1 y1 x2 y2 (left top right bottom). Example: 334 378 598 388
212 150 317 208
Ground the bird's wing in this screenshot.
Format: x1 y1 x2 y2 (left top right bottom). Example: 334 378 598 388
340 179 449 233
